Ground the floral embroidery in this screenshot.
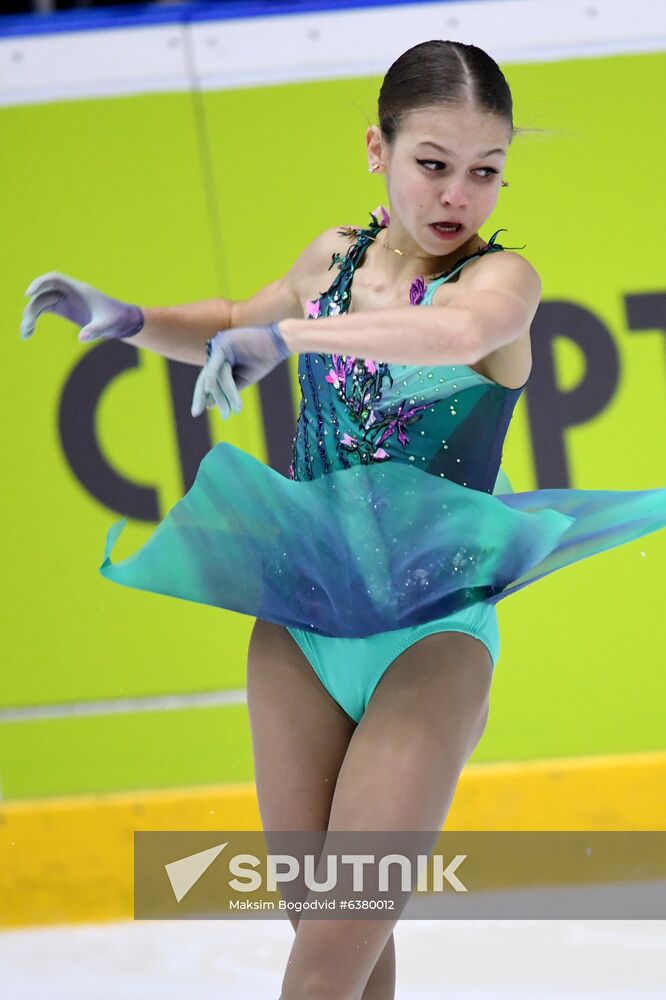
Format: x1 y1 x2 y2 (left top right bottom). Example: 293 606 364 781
409 276 427 305
305 208 433 464
341 432 389 462
373 399 431 450
370 204 390 227
324 355 353 391
322 352 435 466
301 207 508 469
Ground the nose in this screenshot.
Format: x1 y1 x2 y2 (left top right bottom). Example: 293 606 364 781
439 178 468 208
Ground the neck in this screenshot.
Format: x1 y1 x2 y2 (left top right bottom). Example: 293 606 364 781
372 225 483 281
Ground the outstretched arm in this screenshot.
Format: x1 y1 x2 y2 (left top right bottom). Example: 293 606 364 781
131 299 234 366
133 226 350 365
134 227 358 365
20 271 237 367
20 226 343 367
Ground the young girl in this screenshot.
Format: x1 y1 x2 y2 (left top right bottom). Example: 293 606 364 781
21 39 666 1000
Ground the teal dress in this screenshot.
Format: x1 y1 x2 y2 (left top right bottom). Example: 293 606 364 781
100 209 666 724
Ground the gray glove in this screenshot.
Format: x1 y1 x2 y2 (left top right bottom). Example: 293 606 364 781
21 271 144 343
190 324 290 420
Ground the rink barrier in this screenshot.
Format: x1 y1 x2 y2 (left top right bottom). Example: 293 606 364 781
1 749 665 928
1 0 664 105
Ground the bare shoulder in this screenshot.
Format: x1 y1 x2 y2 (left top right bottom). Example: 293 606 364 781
431 248 540 390
283 225 358 304
456 249 542 317
230 225 355 327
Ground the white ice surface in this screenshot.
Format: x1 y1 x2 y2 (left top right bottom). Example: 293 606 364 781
1 918 665 999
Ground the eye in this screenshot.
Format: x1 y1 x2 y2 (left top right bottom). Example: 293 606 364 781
416 159 500 180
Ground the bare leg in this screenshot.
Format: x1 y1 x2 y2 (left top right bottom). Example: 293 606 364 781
279 630 493 1000
246 618 396 999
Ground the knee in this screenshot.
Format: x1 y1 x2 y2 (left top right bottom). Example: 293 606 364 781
281 974 362 1000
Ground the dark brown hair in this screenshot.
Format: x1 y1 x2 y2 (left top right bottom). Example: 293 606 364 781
378 40 516 143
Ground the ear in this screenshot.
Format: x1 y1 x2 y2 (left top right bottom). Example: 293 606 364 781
365 125 385 171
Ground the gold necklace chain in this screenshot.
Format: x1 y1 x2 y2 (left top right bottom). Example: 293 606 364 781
339 225 432 259
338 225 483 279
367 233 432 259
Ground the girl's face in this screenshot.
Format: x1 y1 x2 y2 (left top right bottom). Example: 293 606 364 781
368 102 510 257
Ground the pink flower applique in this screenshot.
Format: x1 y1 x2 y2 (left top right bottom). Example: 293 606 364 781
371 205 390 227
372 447 390 460
326 354 356 389
409 276 427 305
341 433 358 449
306 298 321 318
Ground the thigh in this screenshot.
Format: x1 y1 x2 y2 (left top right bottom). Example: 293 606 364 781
280 634 494 996
246 617 357 834
328 630 494 833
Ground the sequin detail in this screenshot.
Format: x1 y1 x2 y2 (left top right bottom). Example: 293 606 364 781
98 205 666 640
290 206 519 490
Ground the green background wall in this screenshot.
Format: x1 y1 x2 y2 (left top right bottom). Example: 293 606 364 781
1 51 664 798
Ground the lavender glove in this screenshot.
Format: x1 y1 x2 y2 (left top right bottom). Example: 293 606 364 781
191 323 292 420
21 272 144 343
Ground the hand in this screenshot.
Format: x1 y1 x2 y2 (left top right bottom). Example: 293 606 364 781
191 356 243 420
191 323 292 420
21 271 144 343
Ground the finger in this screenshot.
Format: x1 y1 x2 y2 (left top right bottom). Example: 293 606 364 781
203 361 225 407
78 324 105 343
209 376 231 420
24 273 79 297
231 374 252 392
217 361 242 413
25 273 63 296
20 290 64 339
191 368 208 417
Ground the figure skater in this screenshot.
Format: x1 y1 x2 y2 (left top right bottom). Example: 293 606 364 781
21 39 666 1000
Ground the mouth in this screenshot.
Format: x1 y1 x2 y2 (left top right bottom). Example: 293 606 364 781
429 221 465 241
431 221 464 233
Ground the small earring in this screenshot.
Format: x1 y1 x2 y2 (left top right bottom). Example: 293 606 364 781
501 180 509 188
368 164 379 173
